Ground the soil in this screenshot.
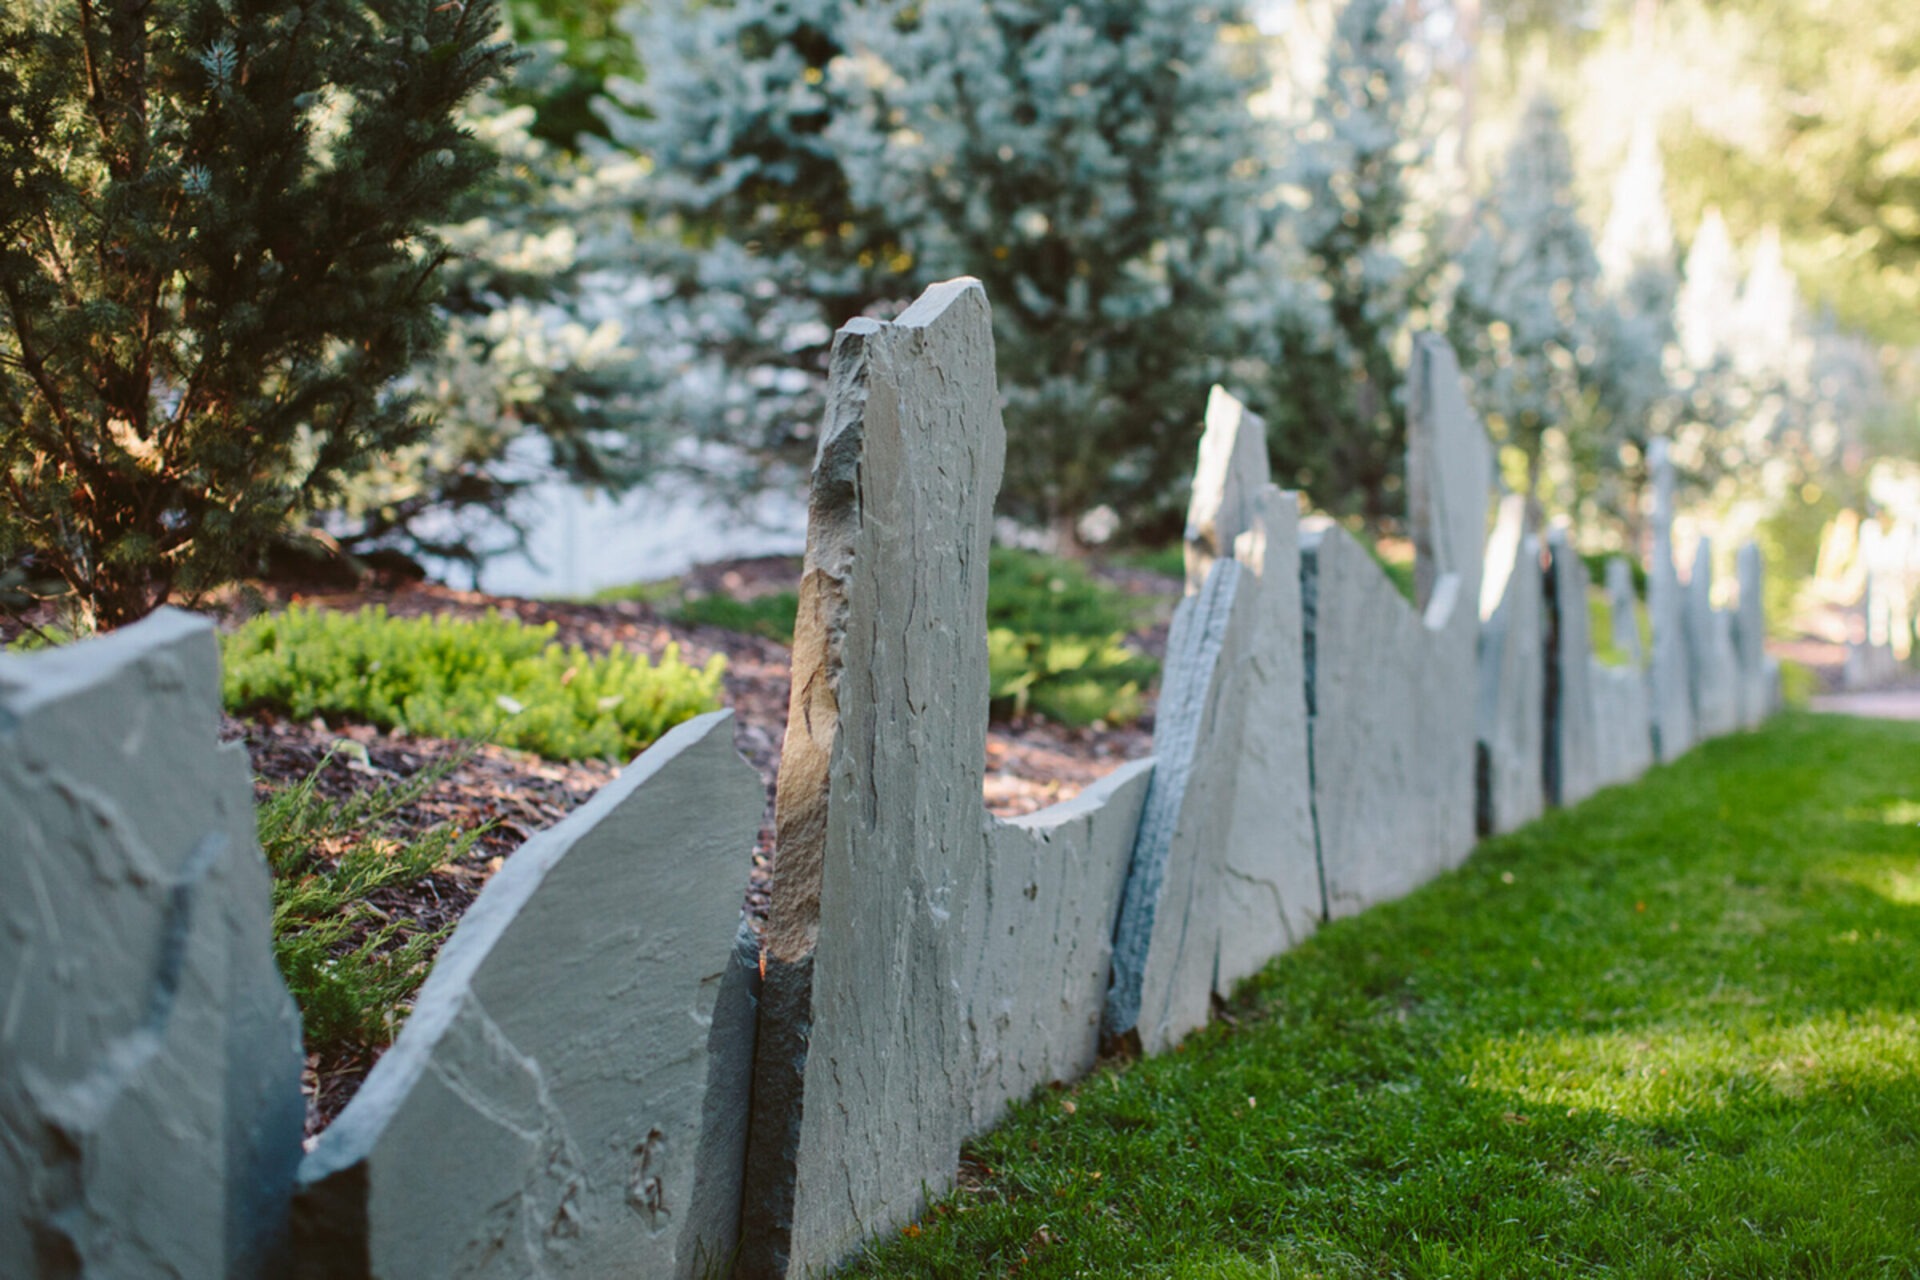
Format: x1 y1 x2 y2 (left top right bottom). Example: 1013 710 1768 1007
208 554 1174 1134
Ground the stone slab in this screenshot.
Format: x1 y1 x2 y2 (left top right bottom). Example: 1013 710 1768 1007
1476 496 1545 834
1106 559 1252 1053
1734 543 1770 728
965 758 1153 1129
1646 440 1695 762
1685 540 1742 740
1589 558 1655 789
294 709 762 1280
1606 557 1643 667
744 281 1004 1277
1160 388 1319 998
0 610 304 1279
1545 529 1602 809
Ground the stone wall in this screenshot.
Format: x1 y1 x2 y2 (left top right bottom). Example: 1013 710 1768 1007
0 278 1783 1280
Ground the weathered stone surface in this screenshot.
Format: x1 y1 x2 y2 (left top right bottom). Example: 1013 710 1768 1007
1545 529 1602 809
966 759 1152 1127
294 710 762 1280
1106 560 1252 1053
0 610 304 1279
1144 388 1319 1004
1184 385 1272 592
1306 336 1488 917
1646 440 1696 762
1476 496 1545 834
1606 558 1643 667
1734 543 1770 728
743 280 1004 1278
741 279 1166 1276
1685 540 1742 740
1591 558 1655 789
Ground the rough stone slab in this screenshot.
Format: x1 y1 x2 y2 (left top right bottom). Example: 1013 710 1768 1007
1184 385 1273 593
1734 543 1770 728
1105 559 1252 1053
0 609 304 1279
1301 335 1490 919
964 759 1153 1129
1545 529 1602 809
1606 558 1643 667
1646 441 1696 762
294 710 762 1280
741 279 1003 1278
1476 496 1545 834
1158 387 1319 998
1684 540 1742 740
1213 486 1321 987
1590 660 1654 790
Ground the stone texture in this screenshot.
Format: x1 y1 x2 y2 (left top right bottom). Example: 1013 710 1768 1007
1168 390 1318 993
966 759 1153 1128
1306 336 1488 917
1646 440 1696 762
1476 496 1545 834
294 709 763 1280
1544 529 1602 809
1591 558 1655 789
1734 543 1770 729
740 279 1166 1277
1684 540 1742 740
1106 560 1252 1052
1606 558 1643 667
0 609 304 1279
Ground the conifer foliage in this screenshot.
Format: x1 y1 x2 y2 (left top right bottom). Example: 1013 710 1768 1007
0 0 512 627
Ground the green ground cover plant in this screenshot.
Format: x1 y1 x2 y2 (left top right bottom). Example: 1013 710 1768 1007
258 753 482 1061
855 713 1920 1277
223 605 725 761
985 548 1159 727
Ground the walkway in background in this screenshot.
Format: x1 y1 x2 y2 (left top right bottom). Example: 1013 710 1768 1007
1810 686 1920 720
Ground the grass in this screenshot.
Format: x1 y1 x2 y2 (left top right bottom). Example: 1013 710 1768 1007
258 751 484 1061
853 713 1920 1277
673 590 801 643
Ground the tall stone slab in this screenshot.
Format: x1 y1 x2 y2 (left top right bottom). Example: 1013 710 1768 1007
1545 529 1603 809
1734 543 1770 728
1646 440 1695 762
294 710 763 1279
1606 557 1643 667
1305 335 1490 916
1592 559 1655 789
1105 560 1252 1053
740 279 1162 1276
1476 496 1545 835
1 610 305 1279
1684 540 1741 740
1159 389 1318 999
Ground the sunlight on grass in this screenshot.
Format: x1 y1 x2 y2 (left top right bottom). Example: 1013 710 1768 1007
1468 1012 1920 1119
852 715 1920 1278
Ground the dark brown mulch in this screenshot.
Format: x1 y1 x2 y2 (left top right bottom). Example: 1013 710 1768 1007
217 555 1176 1133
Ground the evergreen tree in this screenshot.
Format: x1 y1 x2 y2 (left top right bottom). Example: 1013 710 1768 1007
835 0 1278 534
1448 93 1606 517
329 84 663 575
596 0 904 486
0 0 512 627
1262 0 1430 525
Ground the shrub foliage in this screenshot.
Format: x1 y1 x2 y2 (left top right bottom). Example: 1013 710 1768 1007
223 605 725 760
0 0 511 627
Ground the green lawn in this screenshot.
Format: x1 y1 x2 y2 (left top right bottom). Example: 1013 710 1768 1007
854 713 1920 1277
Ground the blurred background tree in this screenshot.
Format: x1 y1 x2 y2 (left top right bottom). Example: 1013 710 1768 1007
0 0 512 627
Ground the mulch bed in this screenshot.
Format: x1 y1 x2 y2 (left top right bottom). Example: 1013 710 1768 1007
210 555 1172 1133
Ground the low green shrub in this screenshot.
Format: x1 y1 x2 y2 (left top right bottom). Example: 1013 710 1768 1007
673 591 800 643
257 753 480 1059
985 548 1158 727
223 605 725 761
